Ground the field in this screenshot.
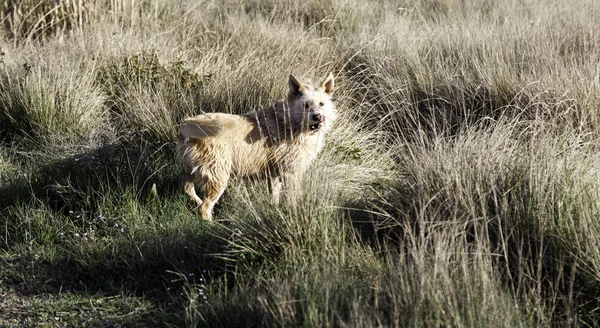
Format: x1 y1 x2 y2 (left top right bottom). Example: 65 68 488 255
1 0 600 326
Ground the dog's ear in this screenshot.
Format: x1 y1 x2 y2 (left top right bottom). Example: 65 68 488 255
319 72 335 96
289 74 304 97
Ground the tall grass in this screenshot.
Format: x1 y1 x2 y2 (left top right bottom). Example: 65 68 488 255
0 51 108 151
1 0 600 326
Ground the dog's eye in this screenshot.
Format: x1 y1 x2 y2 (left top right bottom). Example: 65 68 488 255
318 102 325 107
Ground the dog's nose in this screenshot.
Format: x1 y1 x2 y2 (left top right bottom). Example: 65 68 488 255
312 113 322 122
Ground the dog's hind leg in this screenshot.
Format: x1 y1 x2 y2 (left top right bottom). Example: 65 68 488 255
196 163 231 221
200 175 229 221
183 174 203 207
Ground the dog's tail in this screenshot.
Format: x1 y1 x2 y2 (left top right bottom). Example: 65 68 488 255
179 116 225 138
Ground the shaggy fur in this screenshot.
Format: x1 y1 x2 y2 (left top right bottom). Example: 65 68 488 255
175 73 336 220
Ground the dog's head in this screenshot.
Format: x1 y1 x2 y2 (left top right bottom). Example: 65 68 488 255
286 73 336 134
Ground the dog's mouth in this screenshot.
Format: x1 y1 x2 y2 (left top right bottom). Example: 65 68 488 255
310 120 325 131
309 114 325 131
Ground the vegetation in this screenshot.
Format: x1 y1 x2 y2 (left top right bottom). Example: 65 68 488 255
1 0 600 326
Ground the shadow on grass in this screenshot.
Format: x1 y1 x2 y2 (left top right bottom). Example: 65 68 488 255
0 140 181 213
0 139 237 325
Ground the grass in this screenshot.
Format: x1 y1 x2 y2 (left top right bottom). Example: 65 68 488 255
1 0 600 326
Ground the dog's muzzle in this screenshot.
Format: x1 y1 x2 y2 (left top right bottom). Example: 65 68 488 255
310 113 325 131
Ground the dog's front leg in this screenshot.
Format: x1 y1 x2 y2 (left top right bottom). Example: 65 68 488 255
269 176 283 204
280 172 302 203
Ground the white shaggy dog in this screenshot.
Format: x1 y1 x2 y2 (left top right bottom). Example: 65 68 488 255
175 73 336 220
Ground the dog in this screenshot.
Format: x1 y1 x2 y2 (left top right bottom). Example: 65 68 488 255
175 73 336 220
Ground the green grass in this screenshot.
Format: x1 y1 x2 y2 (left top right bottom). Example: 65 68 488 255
1 0 600 326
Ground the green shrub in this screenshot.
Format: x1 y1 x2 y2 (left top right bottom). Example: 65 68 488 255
96 52 210 142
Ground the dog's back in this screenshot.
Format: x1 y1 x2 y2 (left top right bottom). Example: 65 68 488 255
176 111 275 176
